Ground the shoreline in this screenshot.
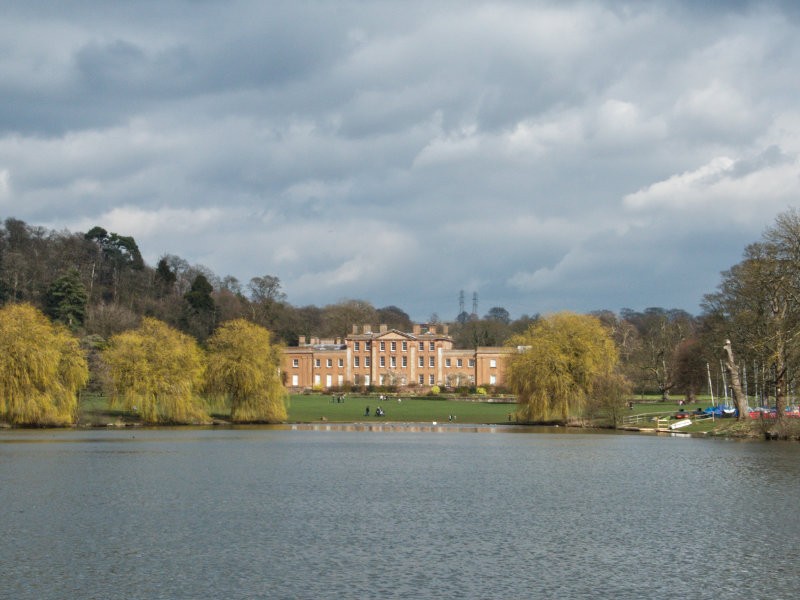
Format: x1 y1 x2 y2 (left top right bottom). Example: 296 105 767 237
0 419 732 440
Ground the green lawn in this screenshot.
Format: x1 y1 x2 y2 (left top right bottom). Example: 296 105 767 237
620 396 742 434
287 394 517 424
74 392 518 426
73 391 748 432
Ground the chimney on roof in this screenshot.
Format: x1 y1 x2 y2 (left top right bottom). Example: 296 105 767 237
299 335 306 345
379 324 387 333
413 324 421 335
363 324 372 334
442 325 449 335
352 325 359 334
429 326 437 334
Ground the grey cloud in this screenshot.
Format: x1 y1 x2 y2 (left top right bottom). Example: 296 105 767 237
3 0 800 320
730 145 795 178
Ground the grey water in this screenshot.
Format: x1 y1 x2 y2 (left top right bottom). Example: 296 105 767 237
1 427 799 600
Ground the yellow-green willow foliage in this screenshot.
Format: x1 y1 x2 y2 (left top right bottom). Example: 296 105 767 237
102 318 208 424
0 303 88 426
205 319 288 423
507 312 620 423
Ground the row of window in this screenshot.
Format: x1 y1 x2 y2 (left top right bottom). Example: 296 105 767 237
356 356 435 368
300 373 492 388
445 358 475 368
292 356 495 369
353 340 438 352
297 358 345 368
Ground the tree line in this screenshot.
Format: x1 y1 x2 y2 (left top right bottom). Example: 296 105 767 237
0 303 285 426
3 209 800 427
508 208 800 427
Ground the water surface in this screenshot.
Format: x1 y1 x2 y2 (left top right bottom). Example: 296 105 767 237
2 427 798 599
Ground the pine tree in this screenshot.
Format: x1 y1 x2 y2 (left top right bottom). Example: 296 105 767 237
44 268 89 330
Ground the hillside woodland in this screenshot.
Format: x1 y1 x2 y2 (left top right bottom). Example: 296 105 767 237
3 211 800 409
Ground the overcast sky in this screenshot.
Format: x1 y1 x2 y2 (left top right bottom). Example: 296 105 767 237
2 1 800 321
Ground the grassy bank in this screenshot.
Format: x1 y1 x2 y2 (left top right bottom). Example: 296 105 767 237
62 393 800 439
74 392 517 426
287 394 516 424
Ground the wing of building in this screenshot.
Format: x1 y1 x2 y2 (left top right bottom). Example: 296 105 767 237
282 323 513 392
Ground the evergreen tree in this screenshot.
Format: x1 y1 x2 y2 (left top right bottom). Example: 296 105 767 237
155 257 177 298
182 274 217 340
44 268 88 330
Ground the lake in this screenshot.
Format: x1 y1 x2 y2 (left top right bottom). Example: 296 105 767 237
2 426 799 599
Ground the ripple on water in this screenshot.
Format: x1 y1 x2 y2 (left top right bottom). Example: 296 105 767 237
1 429 800 599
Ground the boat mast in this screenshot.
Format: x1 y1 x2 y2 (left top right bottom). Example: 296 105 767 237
707 362 715 406
720 359 728 403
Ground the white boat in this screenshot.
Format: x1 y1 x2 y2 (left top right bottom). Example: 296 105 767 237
668 418 692 430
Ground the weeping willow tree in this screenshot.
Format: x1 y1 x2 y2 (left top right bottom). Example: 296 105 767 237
102 317 208 424
205 319 287 422
0 303 89 426
507 312 621 423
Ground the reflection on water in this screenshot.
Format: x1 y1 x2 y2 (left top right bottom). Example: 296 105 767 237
2 428 799 599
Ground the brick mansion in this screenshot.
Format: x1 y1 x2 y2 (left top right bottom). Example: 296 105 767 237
281 323 514 391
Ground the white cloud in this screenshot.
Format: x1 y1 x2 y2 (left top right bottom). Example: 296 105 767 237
62 205 227 241
624 150 800 226
0 168 10 200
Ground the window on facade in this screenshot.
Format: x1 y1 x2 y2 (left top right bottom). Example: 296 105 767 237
418 356 424 368
490 359 497 368
468 359 475 368
338 358 344 368
429 342 435 351
326 359 332 368
354 356 360 367
292 358 299 368
445 358 451 367
402 356 407 368
429 374 435 385
391 341 396 351
365 342 371 351
419 342 424 351
380 356 386 368
390 356 396 368
402 341 407 351
380 341 385 351
365 356 371 367
315 359 320 367
354 341 360 351
429 356 435 367
457 358 463 368
419 374 424 384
